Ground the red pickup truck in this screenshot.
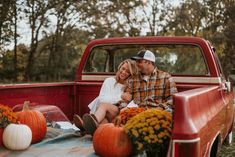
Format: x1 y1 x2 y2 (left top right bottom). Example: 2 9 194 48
0 36 234 157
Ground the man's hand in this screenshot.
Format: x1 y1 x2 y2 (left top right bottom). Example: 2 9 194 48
121 92 132 102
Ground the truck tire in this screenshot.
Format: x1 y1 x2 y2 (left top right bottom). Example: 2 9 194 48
210 137 219 157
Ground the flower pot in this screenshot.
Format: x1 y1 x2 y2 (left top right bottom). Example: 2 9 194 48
146 150 159 157
0 128 4 147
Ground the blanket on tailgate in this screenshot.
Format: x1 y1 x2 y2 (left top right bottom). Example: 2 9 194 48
0 126 98 157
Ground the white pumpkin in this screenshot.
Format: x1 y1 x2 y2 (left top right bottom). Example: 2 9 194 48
3 123 32 150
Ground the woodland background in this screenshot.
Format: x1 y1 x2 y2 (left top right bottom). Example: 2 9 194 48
0 0 235 83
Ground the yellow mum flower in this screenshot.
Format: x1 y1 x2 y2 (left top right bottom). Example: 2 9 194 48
142 127 148 132
149 134 157 139
123 108 173 154
144 136 150 142
149 120 156 126
132 129 139 138
149 129 155 134
154 124 160 130
136 142 143 150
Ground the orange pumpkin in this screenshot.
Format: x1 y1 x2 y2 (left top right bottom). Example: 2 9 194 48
93 123 132 157
16 101 47 144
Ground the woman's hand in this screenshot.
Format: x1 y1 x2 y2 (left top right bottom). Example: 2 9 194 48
113 115 122 126
121 92 132 102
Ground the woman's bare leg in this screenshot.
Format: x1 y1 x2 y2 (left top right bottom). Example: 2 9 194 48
82 103 119 135
105 109 120 122
94 103 119 123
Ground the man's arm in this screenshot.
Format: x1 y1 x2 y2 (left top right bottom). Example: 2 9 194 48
162 76 178 109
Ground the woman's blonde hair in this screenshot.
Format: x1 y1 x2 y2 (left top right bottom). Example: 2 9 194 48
116 59 139 83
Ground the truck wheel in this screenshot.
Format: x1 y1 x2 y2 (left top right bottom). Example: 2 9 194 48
210 137 219 157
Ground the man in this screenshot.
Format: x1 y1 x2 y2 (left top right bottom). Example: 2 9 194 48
126 49 178 111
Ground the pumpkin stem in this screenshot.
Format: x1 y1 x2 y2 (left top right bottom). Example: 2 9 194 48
23 101 30 111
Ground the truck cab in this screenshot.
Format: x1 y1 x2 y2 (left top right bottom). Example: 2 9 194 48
75 36 235 157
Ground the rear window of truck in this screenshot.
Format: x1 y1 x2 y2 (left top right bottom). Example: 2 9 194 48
83 44 208 76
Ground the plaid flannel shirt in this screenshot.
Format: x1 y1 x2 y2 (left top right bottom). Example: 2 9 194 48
126 68 177 109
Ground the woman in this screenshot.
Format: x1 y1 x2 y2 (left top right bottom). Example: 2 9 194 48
73 59 138 135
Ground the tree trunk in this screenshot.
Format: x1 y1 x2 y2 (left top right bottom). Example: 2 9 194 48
13 1 17 81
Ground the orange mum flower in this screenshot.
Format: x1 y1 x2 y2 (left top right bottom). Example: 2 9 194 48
0 104 17 128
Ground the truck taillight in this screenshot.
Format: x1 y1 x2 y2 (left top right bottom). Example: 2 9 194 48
172 138 200 157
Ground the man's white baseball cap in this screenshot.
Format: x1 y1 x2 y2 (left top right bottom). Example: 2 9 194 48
131 50 155 63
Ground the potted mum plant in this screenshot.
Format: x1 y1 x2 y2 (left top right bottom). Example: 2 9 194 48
0 104 17 146
123 109 172 157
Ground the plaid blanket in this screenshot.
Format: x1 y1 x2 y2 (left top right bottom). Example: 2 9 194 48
0 127 97 157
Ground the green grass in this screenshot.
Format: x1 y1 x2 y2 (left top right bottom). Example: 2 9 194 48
217 88 235 157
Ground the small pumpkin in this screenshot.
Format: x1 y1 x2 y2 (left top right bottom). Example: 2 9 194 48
3 123 32 150
16 101 47 143
93 123 132 157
